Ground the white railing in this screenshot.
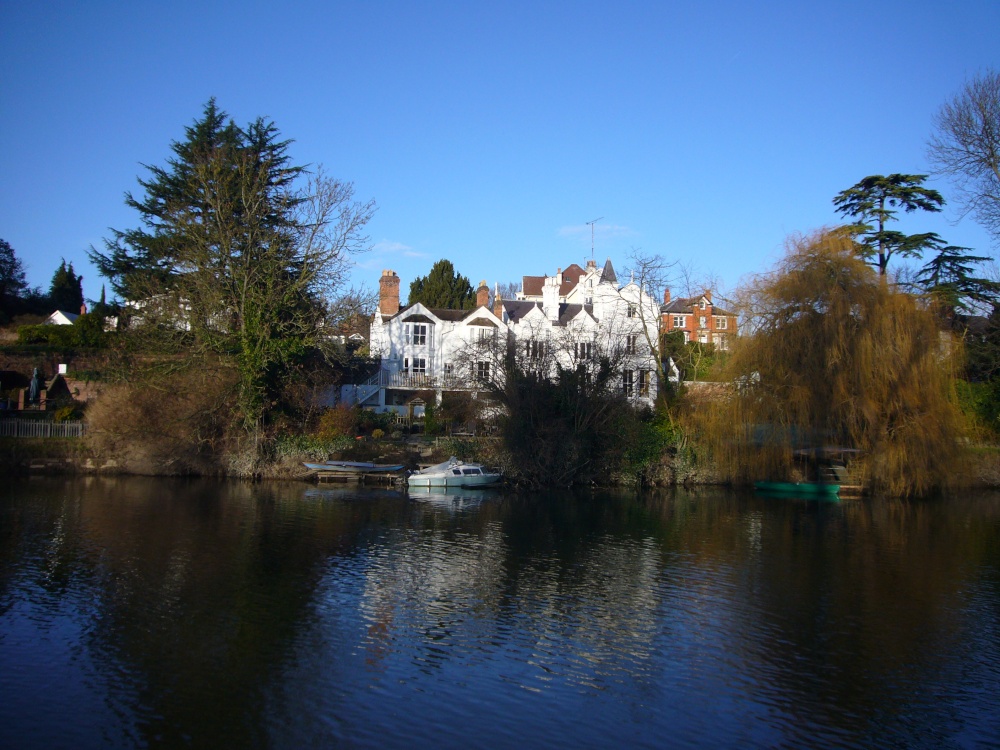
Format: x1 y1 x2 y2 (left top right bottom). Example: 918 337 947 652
0 419 85 438
372 368 477 391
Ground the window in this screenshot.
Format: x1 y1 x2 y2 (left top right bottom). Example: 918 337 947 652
638 369 650 397
699 332 708 344
476 361 490 381
585 296 593 305
683 331 691 343
623 369 634 397
406 357 426 375
444 362 454 376
626 335 638 355
699 299 706 310
576 341 593 360
405 323 427 345
477 326 495 342
673 315 685 328
526 340 546 360
699 316 707 328
627 304 637 318
716 316 727 330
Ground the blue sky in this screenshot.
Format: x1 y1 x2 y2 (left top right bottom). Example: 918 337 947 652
2 1 998 307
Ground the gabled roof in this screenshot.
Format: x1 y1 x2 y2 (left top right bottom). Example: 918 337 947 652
661 295 734 317
521 263 588 297
502 300 543 323
502 300 594 326
388 303 497 324
46 310 79 325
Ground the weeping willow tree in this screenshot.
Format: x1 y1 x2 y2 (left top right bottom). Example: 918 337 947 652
700 229 966 496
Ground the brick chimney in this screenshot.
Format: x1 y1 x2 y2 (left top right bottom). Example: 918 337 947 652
663 288 671 304
476 279 489 308
379 270 400 316
80 303 87 315
493 284 503 318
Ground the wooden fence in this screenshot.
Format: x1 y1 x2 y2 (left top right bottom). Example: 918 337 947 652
0 419 85 438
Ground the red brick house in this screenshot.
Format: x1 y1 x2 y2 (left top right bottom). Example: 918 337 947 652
660 290 737 349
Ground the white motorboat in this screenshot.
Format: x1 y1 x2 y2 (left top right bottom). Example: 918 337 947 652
407 456 502 488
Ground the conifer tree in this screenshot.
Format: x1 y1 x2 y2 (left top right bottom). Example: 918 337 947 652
407 260 475 309
0 239 28 316
90 100 375 432
915 243 998 319
833 174 945 276
48 259 84 312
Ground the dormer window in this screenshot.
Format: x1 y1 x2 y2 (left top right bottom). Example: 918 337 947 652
699 299 707 310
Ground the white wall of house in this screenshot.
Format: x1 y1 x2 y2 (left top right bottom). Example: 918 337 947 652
355 260 661 411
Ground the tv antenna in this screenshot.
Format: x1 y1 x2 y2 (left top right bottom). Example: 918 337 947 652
585 217 603 260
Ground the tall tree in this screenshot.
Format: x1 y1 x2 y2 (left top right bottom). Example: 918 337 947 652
928 69 1000 243
90 100 375 432
91 99 246 301
833 174 945 276
407 259 475 309
0 239 28 316
49 259 84 312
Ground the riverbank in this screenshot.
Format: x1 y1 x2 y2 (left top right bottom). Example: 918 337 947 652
4 435 999 490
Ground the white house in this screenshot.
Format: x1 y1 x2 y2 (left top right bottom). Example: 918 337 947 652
344 259 661 414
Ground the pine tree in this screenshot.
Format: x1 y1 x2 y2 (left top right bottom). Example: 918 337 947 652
915 243 998 319
408 260 476 309
0 239 28 315
833 174 945 276
91 99 246 301
89 100 375 432
49 259 84 313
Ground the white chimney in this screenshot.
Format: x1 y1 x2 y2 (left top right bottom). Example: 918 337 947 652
542 275 561 322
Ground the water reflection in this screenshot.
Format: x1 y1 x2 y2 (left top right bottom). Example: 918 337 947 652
0 478 998 748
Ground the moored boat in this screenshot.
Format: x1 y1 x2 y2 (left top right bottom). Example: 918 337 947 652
754 481 840 497
303 460 405 474
407 456 501 488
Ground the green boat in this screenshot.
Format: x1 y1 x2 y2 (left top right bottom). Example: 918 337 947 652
754 481 840 497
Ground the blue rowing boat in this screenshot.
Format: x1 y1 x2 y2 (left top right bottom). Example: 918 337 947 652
303 460 405 473
754 481 840 497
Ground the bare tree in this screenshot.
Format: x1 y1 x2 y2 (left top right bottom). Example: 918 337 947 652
929 69 1000 243
620 248 678 390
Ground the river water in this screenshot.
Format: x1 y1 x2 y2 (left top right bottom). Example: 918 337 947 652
1 477 998 749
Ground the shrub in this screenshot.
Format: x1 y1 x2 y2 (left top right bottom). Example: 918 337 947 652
53 405 82 422
357 408 393 434
314 404 359 440
16 313 109 349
